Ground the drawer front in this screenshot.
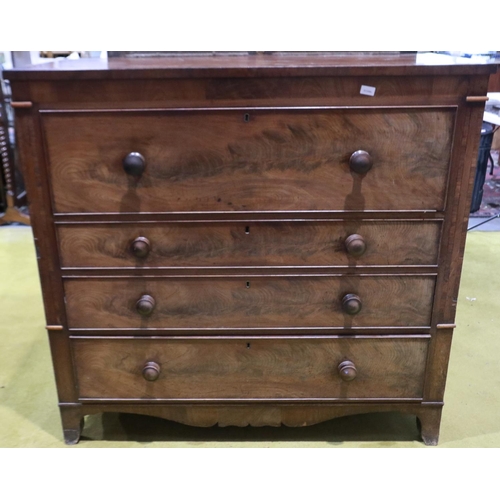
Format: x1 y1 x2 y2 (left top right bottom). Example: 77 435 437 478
43 108 454 213
71 337 428 400
64 276 436 330
57 220 441 269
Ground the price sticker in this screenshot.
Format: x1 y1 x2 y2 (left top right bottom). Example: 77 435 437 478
360 85 376 96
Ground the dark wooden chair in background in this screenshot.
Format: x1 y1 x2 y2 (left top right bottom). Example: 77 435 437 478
0 77 29 225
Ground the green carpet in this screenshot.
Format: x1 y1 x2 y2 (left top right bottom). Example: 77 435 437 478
0 225 499 447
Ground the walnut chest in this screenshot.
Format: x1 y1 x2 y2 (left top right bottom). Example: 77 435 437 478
5 52 495 445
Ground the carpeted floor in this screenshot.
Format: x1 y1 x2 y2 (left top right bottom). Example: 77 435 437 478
0 225 499 447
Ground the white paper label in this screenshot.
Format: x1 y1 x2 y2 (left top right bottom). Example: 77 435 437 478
360 85 376 96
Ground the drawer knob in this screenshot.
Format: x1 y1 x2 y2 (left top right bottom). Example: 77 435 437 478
136 294 156 316
345 234 366 257
131 236 151 258
342 294 362 315
349 150 373 174
123 152 146 177
142 361 161 382
338 360 357 382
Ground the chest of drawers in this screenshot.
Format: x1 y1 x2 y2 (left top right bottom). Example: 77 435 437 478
6 53 495 445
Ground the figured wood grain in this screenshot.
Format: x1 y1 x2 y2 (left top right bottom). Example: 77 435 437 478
57 220 441 269
23 76 472 109
42 108 454 213
71 337 428 400
63 275 436 329
7 56 494 445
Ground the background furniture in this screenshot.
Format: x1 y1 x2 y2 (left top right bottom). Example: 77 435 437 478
0 77 29 225
5 53 495 445
470 122 496 213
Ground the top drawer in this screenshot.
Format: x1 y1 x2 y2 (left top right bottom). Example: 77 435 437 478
42 107 455 214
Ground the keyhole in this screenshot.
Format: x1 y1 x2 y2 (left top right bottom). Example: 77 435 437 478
246 282 250 288
245 226 250 234
244 113 250 123
247 343 251 349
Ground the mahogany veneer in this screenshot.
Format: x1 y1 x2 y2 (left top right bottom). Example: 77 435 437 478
42 108 453 213
72 336 428 400
56 220 442 269
5 52 495 445
63 275 436 330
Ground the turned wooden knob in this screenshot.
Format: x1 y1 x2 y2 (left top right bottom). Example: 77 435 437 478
123 152 146 177
345 234 366 257
136 294 155 316
142 361 161 382
342 293 362 315
349 150 373 174
131 236 151 258
338 360 357 382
